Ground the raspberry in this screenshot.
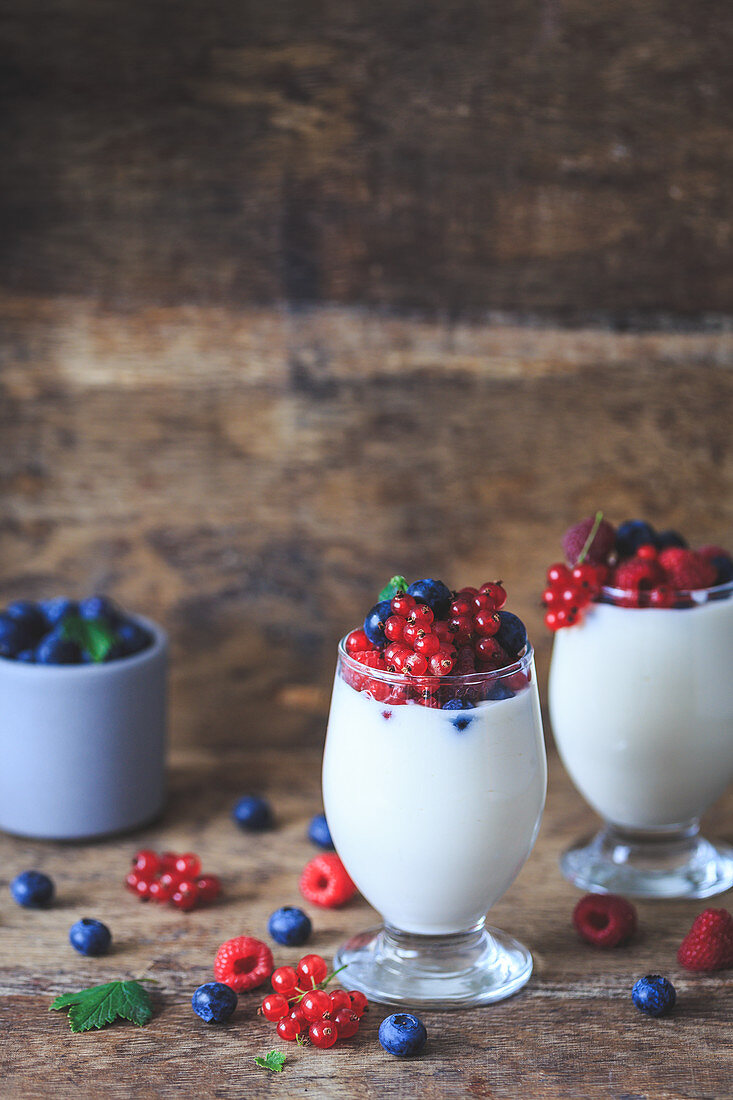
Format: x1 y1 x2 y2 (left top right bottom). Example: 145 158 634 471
214 935 274 992
572 893 637 948
562 516 616 566
658 548 717 591
612 558 664 593
300 853 357 908
698 545 729 561
677 908 733 971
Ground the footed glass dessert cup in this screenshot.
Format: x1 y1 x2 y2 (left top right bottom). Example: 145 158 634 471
550 580 733 899
322 641 546 1008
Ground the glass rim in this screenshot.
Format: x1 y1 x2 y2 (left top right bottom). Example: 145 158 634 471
597 577 733 605
337 634 533 685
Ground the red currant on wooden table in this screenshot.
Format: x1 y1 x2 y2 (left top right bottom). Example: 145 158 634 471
125 849 222 912
309 1020 338 1048
259 950 369 1048
277 1015 302 1041
300 989 332 1021
297 954 329 988
271 966 299 996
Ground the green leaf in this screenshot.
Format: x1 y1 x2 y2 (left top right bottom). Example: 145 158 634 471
60 616 116 662
378 575 408 602
254 1050 286 1073
50 980 154 1033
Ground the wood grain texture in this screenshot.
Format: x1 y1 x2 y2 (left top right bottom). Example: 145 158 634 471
1 1 733 317
1 750 731 1099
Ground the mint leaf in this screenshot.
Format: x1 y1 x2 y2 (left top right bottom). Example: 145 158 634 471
378 575 408 601
50 980 153 1032
60 616 116 662
254 1051 286 1073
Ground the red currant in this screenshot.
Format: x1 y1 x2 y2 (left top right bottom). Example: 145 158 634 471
328 990 351 1014
309 1020 338 1048
297 954 328 989
432 620 453 645
261 993 290 1022
333 1008 360 1038
448 613 473 640
345 629 375 655
391 593 416 618
414 632 440 657
174 853 201 879
547 563 570 585
171 880 198 911
409 605 434 628
301 989 331 1021
478 581 507 610
404 651 428 675
277 1016 302 1041
571 564 599 590
449 597 473 618
135 878 153 901
649 584 674 608
288 1003 307 1024
559 586 581 607
347 990 368 1017
430 649 455 675
473 610 500 636
159 870 183 892
542 587 559 606
196 874 221 904
475 636 505 664
457 586 479 597
383 615 405 642
637 544 658 561
400 621 421 648
125 870 143 892
132 849 160 876
148 879 174 903
271 966 299 996
545 610 560 631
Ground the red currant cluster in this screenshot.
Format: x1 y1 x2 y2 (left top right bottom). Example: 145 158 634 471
260 954 368 1048
542 562 606 632
125 849 221 912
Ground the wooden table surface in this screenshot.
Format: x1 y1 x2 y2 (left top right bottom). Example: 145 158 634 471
2 746 731 1100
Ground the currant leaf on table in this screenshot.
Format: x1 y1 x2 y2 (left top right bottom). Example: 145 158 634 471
254 1050 286 1073
50 979 154 1032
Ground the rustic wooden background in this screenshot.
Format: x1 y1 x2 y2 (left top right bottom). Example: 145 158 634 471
2 0 733 750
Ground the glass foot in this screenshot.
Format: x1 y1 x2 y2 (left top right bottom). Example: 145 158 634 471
560 822 733 899
332 922 533 1009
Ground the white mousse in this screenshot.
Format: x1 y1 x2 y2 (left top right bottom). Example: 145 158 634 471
323 667 546 936
550 595 733 829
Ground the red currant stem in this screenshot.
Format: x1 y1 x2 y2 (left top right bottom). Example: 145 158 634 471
290 965 348 1003
296 1034 308 1047
577 510 604 565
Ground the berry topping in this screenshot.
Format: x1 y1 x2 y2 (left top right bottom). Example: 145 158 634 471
232 794 274 831
406 578 452 618
631 975 676 1017
613 557 665 594
657 548 717 591
192 982 237 1024
616 520 657 558
562 514 616 566
300 853 357 908
69 918 112 956
214 935 274 992
572 893 637 948
378 1012 428 1057
10 870 54 908
268 906 312 947
308 812 334 850
677 908 733 971
495 611 528 658
363 600 394 645
345 629 374 656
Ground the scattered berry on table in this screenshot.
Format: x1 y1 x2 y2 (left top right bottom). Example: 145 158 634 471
296 954 329 989
232 794 274 832
260 952 368 1047
125 849 220 912
309 1019 338 1048
308 813 334 850
333 1008 360 1038
192 982 238 1024
10 870 55 908
572 893 637 948
268 906 312 947
300 989 331 1021
300 853 357 908
378 1013 428 1057
261 993 290 1022
347 990 368 1017
214 935 274 993
677 908 733 971
271 966 299 995
69 918 112 956
631 975 676 1017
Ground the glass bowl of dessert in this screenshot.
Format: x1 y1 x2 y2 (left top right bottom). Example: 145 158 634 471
322 576 547 1008
545 516 733 899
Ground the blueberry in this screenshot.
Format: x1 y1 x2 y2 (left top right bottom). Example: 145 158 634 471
268 905 312 947
487 682 515 701
616 520 657 558
363 600 394 645
711 554 733 585
35 632 83 665
406 578 452 618
632 975 676 1017
16 649 36 662
308 813 334 850
69 918 112 956
452 716 473 732
40 597 79 627
654 529 688 551
79 595 122 625
378 1013 427 1057
495 611 527 659
232 794 273 831
192 981 238 1024
10 870 55 908
442 698 475 710
0 613 29 658
6 600 46 641
115 619 153 657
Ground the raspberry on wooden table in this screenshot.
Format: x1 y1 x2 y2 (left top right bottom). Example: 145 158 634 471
214 935 274 992
677 908 733 971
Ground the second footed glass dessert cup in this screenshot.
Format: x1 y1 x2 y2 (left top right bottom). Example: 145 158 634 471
323 640 547 1009
550 579 733 899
